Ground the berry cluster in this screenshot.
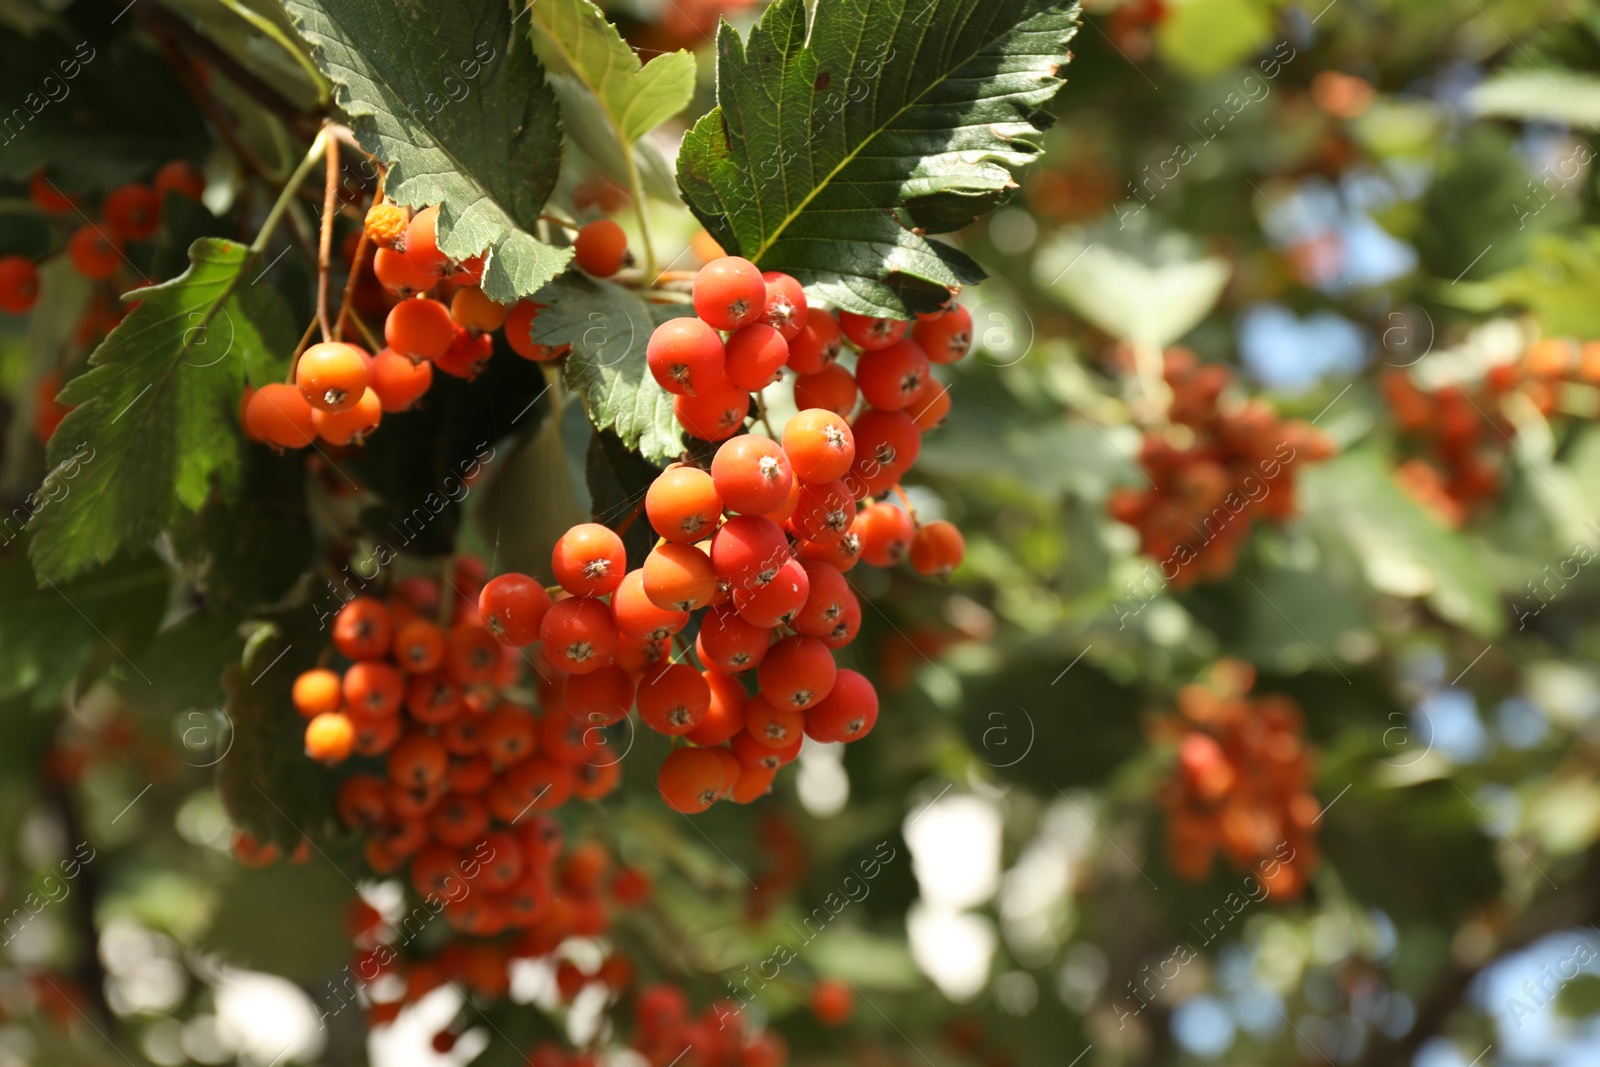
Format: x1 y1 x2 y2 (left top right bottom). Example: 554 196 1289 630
1107 349 1333 588
4 164 207 442
1156 659 1320 899
627 984 786 1067
340 837 649 1030
243 206 596 450
1384 336 1600 527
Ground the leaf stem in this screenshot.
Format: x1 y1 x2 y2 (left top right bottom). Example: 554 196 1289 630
250 126 331 259
317 133 341 344
625 151 659 280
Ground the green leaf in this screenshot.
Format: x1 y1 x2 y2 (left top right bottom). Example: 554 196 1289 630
473 397 586 584
1035 231 1231 351
528 0 695 187
1154 0 1275 78
676 0 1079 316
218 619 340 847
28 238 296 584
1468 69 1600 130
201 861 355 980
1450 230 1600 338
285 0 571 304
1302 449 1504 638
532 275 693 463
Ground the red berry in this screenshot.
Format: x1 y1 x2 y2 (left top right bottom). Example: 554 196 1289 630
805 670 878 743
612 568 689 640
552 523 627 597
847 408 921 496
563 665 636 725
311 387 382 445
539 596 618 673
657 747 727 813
688 670 750 744
385 297 455 361
912 303 973 364
297 342 371 413
0 256 39 314
810 977 855 1026
67 225 121 280
838 311 908 351
333 597 393 659
789 481 857 545
792 363 857 417
709 515 790 589
910 520 965 579
154 160 206 201
783 409 855 484
344 660 404 717
369 349 434 412
374 246 436 296
504 300 554 360
732 556 809 628
745 693 805 748
478 573 554 646
711 435 794 516
642 543 718 611
855 338 931 411
648 318 727 396
647 464 723 542
695 605 771 673
693 256 767 331
760 271 808 339
757 635 836 711
724 323 789 391
103 184 160 242
855 502 914 567
404 206 451 277
787 308 844 374
791 560 851 637
574 219 630 277
637 663 711 735
675 378 750 441
244 384 316 448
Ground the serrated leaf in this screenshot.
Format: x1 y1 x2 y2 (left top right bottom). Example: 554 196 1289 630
285 0 571 303
28 238 296 584
532 275 693 463
676 0 1079 316
529 0 695 187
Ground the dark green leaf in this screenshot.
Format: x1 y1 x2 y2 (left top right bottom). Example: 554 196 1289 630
200 861 356 980
28 238 296 584
284 0 571 303
532 274 693 463
218 619 340 846
676 0 1079 316
473 399 585 584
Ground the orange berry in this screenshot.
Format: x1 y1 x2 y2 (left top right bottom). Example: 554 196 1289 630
369 349 434 412
365 202 409 249
811 978 854 1026
646 465 723 542
450 287 507 333
656 747 726 813
312 387 382 444
910 520 964 579
244 383 316 448
296 342 371 413
636 663 710 736
333 597 393 660
292 669 343 718
642 542 718 611
552 523 627 597
573 219 630 277
386 297 455 361
305 711 356 763
792 363 857 417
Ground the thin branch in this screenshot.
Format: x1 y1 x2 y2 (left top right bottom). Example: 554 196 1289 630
317 134 340 344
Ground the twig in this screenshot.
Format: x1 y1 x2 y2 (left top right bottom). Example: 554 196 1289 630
333 222 371 344
317 133 340 344
287 317 320 382
613 497 648 537
346 309 383 354
891 484 921 524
